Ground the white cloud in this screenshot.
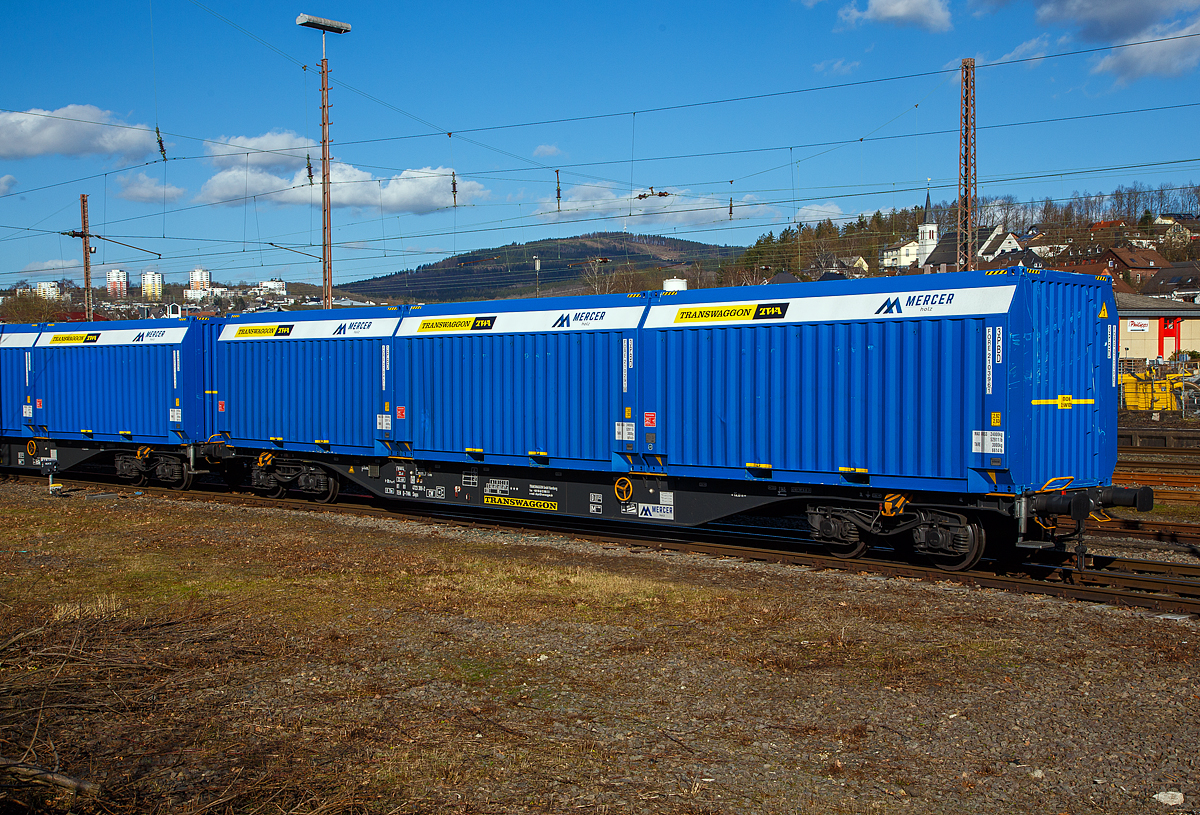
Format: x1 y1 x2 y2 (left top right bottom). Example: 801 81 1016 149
1032 0 1200 40
0 175 15 196
116 171 186 204
999 33 1051 62
535 184 775 227
195 163 485 214
533 144 562 157
207 130 316 170
22 258 78 275
813 58 862 74
795 202 846 225
0 105 157 160
838 0 952 31
1093 15 1200 80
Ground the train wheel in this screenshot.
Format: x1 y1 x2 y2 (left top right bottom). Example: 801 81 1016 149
927 522 986 572
170 468 194 491
263 483 287 499
312 475 340 504
825 536 868 559
128 472 148 488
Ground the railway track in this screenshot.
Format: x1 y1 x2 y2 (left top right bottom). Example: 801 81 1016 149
9 470 1200 618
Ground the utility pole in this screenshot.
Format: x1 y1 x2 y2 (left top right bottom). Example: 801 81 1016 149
79 195 94 321
65 199 159 318
957 58 977 272
297 13 351 309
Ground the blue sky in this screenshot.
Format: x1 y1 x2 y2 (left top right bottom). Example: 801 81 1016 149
2 0 1199 291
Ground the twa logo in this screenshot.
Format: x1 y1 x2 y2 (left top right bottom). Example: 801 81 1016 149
875 297 903 315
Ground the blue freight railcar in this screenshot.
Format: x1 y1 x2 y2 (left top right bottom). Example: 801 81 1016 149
207 308 403 500
0 318 212 484
0 269 1149 569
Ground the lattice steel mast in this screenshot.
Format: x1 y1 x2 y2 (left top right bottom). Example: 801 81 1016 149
957 58 977 272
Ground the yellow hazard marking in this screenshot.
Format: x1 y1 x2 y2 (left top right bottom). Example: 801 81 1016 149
838 466 867 473
465 447 483 453
625 407 632 419
747 462 773 469
1032 395 1095 409
986 471 997 484
614 477 633 501
991 411 1002 427
1098 303 1108 319
984 270 1008 275
881 493 909 516
484 495 558 511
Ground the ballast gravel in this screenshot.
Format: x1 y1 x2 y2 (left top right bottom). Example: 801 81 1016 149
1 482 1197 815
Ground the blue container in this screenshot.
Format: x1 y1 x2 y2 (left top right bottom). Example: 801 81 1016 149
637 268 1115 495
26 318 205 445
394 294 648 468
0 324 39 436
211 308 402 455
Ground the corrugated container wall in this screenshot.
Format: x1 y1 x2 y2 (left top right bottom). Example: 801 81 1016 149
211 310 400 455
1009 272 1117 491
0 326 39 436
26 320 203 444
397 295 645 468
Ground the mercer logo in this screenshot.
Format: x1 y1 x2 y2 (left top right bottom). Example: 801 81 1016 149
333 321 372 335
553 313 571 328
875 297 903 315
133 332 145 342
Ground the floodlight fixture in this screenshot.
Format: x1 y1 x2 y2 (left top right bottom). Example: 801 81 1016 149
296 13 351 34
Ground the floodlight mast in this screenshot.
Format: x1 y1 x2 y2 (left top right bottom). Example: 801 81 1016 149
297 13 351 308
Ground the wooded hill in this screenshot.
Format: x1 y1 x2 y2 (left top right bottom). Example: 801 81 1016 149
337 233 742 303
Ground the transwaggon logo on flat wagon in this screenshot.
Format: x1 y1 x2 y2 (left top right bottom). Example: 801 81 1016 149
674 302 789 323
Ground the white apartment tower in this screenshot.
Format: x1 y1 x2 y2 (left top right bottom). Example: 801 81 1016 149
142 272 164 301
106 269 128 299
36 281 61 300
189 267 212 290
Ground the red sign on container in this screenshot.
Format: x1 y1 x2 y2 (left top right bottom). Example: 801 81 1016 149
36 399 42 409
218 401 226 412
397 406 406 419
644 412 656 427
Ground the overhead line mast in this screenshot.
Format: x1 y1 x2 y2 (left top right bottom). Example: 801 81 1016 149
957 58 977 272
297 13 351 309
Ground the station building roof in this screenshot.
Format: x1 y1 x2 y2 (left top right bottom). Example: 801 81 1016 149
1115 291 1200 318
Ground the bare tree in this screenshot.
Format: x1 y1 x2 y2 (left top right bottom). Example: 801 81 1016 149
581 257 615 295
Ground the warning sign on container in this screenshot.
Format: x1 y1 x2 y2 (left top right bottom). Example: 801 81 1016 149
644 412 656 427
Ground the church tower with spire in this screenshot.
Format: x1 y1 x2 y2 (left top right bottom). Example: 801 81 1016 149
916 191 939 266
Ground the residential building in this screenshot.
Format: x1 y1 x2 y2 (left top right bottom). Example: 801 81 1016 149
1053 246 1171 288
1140 261 1200 302
141 272 163 301
36 281 60 300
260 279 287 295
106 269 128 299
189 267 212 290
